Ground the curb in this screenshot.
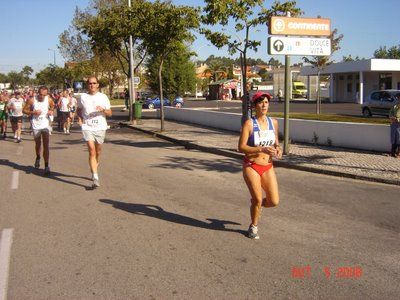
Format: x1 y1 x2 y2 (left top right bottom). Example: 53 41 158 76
119 122 400 186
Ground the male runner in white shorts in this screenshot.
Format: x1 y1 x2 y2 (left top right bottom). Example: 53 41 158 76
23 86 55 175
77 76 112 188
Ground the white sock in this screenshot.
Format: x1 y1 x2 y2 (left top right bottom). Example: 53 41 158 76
93 173 99 180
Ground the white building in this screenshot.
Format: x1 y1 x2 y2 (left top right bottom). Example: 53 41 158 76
300 58 400 104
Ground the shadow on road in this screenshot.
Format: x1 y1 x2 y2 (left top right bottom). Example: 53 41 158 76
150 156 242 173
55 138 85 145
0 159 92 188
100 199 246 236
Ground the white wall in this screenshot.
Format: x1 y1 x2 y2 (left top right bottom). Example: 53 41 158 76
164 107 391 152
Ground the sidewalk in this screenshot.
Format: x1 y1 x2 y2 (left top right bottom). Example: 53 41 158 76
119 119 400 186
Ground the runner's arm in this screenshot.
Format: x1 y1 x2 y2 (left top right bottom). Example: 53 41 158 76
23 99 34 115
272 118 283 159
48 98 55 115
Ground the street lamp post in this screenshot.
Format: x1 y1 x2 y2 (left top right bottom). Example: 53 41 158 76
48 48 56 65
128 0 136 123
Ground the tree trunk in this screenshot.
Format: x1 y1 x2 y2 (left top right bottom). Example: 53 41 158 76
159 58 164 132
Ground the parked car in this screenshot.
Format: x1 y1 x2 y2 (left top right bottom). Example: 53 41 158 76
173 96 184 108
361 89 400 117
143 96 184 109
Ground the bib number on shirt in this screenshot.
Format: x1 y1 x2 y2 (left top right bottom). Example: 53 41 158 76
255 131 274 147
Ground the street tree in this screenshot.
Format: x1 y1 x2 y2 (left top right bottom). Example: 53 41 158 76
60 5 126 94
342 55 362 62
144 1 199 131
203 59 230 82
147 43 197 100
59 8 93 63
35 65 66 89
268 57 283 68
7 71 24 90
373 45 400 59
0 73 8 84
201 0 301 122
78 1 151 78
20 66 34 86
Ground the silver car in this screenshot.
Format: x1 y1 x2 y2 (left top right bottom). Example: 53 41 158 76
362 89 400 117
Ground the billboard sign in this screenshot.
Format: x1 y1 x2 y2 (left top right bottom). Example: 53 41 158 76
268 36 331 56
269 17 331 36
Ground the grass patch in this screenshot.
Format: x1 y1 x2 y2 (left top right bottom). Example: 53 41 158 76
268 113 390 125
110 98 125 106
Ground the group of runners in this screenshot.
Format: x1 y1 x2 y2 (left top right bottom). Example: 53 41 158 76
2 80 282 239
1 76 112 187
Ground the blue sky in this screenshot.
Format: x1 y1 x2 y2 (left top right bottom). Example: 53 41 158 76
0 0 398 73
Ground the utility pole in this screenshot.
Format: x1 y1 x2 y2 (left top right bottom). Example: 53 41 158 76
283 12 291 155
128 0 136 123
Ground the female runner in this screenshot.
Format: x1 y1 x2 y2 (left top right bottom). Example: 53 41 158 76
238 92 282 239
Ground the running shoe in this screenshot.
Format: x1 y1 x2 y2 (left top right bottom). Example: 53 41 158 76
92 178 100 188
44 167 51 176
34 158 40 169
248 225 259 240
17 138 21 143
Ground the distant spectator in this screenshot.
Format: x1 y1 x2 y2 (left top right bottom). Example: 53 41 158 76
389 94 400 157
122 88 129 112
277 88 283 102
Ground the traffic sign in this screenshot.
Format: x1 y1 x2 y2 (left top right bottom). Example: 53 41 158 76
269 17 331 36
268 36 331 56
133 77 140 84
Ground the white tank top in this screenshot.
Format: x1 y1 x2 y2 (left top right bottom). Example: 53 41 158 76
60 97 70 112
247 116 276 147
32 96 50 130
9 98 24 117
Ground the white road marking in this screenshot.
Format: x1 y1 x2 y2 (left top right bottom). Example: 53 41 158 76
0 229 14 300
16 147 23 156
10 172 19 190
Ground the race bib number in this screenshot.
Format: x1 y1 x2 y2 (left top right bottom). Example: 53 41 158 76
255 131 274 147
86 117 100 127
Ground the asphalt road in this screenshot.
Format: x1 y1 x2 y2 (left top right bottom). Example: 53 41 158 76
0 125 399 299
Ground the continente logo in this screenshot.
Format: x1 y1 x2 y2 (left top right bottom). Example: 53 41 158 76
269 17 331 36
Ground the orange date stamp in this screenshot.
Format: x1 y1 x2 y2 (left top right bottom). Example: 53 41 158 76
291 265 363 279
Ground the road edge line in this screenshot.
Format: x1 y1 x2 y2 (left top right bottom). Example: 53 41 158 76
0 228 14 300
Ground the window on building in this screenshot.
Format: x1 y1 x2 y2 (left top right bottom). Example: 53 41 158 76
347 74 352 80
356 82 360 92
339 75 344 80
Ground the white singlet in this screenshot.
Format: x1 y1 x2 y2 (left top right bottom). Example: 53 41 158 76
31 96 50 130
8 97 24 117
60 97 70 112
78 92 111 131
